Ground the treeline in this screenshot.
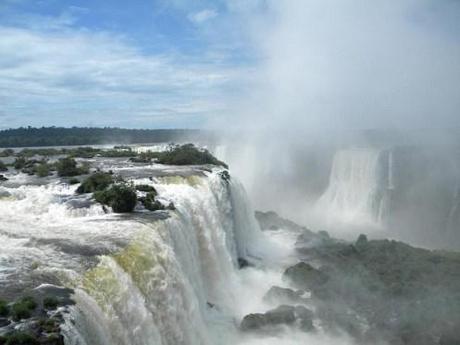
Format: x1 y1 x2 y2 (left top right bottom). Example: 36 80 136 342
0 127 213 148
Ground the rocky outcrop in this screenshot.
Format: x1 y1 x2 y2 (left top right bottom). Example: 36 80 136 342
240 305 314 332
263 286 309 305
283 262 328 290
0 286 73 345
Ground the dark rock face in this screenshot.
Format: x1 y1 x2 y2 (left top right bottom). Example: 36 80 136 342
237 258 251 269
283 262 328 290
263 286 308 305
254 210 314 233
291 232 460 345
0 175 8 182
240 305 314 332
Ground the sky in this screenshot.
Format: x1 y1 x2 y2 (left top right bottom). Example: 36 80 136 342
0 0 459 130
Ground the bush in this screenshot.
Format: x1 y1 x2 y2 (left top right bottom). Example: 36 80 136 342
0 299 9 317
68 178 80 185
94 183 137 213
76 172 113 194
157 144 228 168
13 157 26 170
135 184 157 194
35 163 51 177
56 158 87 177
0 161 7 172
43 297 59 310
11 296 37 321
2 332 40 345
139 191 165 211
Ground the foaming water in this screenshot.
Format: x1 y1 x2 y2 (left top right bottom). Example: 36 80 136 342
0 163 360 345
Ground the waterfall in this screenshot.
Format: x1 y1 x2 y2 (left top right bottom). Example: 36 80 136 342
57 171 262 345
315 148 385 226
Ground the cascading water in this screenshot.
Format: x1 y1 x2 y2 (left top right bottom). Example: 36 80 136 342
315 148 387 227
0 157 359 345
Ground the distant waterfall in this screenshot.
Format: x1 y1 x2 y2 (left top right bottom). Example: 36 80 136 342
315 148 387 226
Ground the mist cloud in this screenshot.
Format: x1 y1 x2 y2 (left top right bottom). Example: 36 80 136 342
227 0 460 131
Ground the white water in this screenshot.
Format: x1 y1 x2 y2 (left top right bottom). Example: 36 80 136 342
0 163 357 345
315 149 385 228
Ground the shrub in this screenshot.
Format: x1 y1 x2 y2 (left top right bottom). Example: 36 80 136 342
0 161 7 172
13 157 26 170
0 299 9 317
56 158 88 177
2 332 40 345
68 178 80 185
139 191 168 211
76 172 113 194
38 318 60 333
11 296 37 321
135 184 157 194
43 297 59 310
157 144 228 168
35 163 50 177
94 183 137 213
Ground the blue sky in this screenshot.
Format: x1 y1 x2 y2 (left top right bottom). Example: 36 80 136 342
1 0 459 130
0 0 263 129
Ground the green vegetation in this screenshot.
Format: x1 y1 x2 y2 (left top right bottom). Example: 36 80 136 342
0 149 14 157
35 162 51 177
0 332 40 345
13 157 26 170
156 144 227 168
43 297 59 310
11 296 37 321
68 178 80 185
0 127 207 148
0 299 9 317
17 148 61 158
135 184 157 193
56 157 88 177
139 191 164 211
0 294 67 345
76 172 113 194
94 183 137 213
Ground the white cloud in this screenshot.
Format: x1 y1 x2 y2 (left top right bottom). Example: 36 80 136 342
188 9 218 24
0 22 246 128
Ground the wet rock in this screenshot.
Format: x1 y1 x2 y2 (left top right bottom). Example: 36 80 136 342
240 305 314 333
241 305 295 331
237 258 251 269
283 262 328 290
263 286 308 305
255 211 313 234
0 189 11 198
0 175 8 182
0 318 10 327
295 306 315 332
219 170 230 182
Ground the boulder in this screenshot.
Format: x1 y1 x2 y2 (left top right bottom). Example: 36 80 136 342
240 305 314 333
283 262 328 290
263 286 308 305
